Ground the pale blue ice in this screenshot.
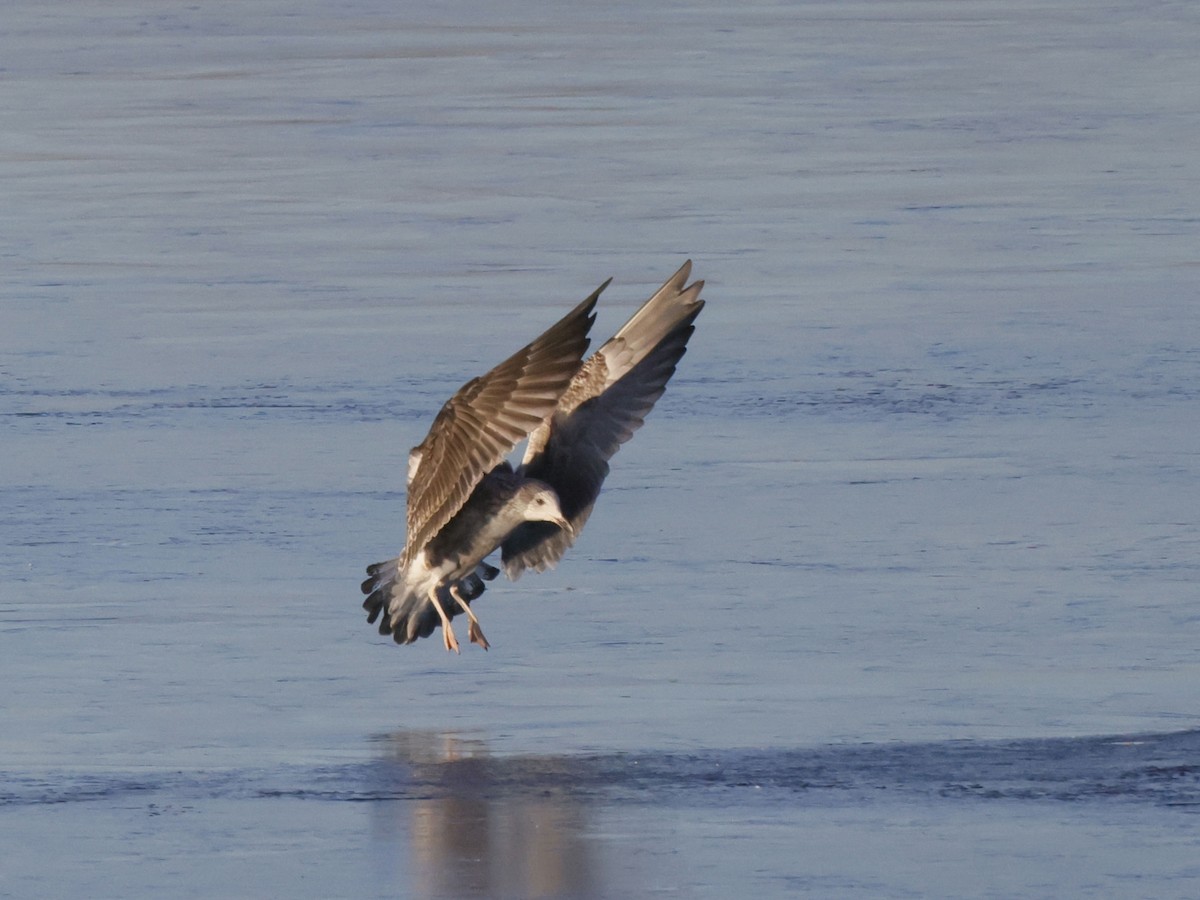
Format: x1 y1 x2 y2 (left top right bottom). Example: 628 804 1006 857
3 1 1198 897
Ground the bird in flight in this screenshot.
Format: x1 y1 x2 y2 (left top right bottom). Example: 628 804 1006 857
361 261 705 652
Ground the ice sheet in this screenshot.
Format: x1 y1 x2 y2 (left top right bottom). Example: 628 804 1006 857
3 1 1198 896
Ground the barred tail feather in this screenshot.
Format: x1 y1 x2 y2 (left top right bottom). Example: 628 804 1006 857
361 558 399 627
361 560 499 645
388 588 443 644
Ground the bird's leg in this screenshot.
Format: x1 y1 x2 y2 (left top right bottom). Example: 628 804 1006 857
427 588 460 654
450 584 489 651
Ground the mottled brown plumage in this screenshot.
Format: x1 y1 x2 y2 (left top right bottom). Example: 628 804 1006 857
362 262 704 652
400 286 603 568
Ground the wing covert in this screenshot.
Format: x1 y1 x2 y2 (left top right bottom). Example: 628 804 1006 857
402 285 603 564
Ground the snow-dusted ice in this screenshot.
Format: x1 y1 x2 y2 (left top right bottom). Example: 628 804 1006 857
2 1 1198 897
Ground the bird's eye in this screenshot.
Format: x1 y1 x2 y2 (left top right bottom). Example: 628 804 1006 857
535 497 545 505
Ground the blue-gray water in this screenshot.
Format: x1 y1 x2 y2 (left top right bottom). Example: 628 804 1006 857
3 1 1198 897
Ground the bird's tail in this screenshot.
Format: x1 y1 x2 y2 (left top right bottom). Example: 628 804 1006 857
361 560 499 645
361 557 399 628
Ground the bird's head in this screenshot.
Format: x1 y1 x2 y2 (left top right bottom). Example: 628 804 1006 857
516 481 573 535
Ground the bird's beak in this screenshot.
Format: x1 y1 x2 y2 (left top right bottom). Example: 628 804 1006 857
553 516 574 537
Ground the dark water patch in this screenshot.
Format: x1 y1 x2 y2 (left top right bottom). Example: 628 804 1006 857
360 729 1200 808
679 371 1102 424
0 380 435 426
5 728 1197 811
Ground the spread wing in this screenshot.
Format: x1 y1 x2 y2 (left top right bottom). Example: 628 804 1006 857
501 261 704 578
401 284 603 565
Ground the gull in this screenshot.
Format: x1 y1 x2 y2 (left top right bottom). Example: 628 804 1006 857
361 261 705 652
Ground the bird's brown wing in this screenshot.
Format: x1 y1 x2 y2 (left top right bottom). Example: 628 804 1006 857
401 285 603 566
501 261 704 578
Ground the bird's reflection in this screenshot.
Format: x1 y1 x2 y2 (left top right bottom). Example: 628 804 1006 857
370 731 596 899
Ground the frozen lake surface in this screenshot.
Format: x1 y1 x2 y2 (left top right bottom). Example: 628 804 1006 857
3 1 1198 896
